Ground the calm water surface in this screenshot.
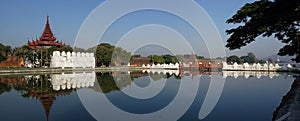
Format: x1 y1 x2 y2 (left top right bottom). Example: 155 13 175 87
0 71 297 121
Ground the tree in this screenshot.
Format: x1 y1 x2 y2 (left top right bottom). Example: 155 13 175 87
226 0 300 62
13 45 34 63
73 47 85 52
196 55 205 59
240 52 257 64
95 43 130 67
0 54 5 62
0 43 12 62
227 55 243 64
58 44 73 52
162 54 173 64
152 55 165 64
111 47 131 66
96 43 114 67
3 46 11 56
176 55 184 63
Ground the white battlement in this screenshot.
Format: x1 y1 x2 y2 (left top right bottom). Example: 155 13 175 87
50 51 95 69
222 62 282 71
51 72 95 91
140 63 180 69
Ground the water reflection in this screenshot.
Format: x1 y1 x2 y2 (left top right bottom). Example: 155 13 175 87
0 74 76 121
272 75 300 121
142 69 288 79
0 72 96 121
0 70 298 121
51 72 95 91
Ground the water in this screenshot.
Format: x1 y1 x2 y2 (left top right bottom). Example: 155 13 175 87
0 71 297 121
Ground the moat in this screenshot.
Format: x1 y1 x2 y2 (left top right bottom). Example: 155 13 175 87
0 70 298 121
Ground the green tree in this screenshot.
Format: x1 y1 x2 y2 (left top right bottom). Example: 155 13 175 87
3 46 11 56
95 43 130 67
227 55 243 64
0 43 12 62
96 43 114 67
13 45 34 63
176 55 184 63
240 52 257 64
152 55 165 64
226 0 300 62
58 44 73 52
111 47 131 66
196 55 205 59
0 54 5 62
0 83 11 95
162 54 173 64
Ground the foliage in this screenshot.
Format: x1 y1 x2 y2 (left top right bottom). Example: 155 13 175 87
0 43 12 62
111 47 131 66
95 43 131 67
162 54 176 64
57 44 73 52
227 53 262 64
13 45 34 63
73 47 85 52
227 55 243 64
97 72 120 93
95 43 114 67
152 55 165 64
176 55 184 63
196 55 205 59
0 54 5 62
226 0 300 62
86 46 97 53
0 83 11 95
240 52 258 64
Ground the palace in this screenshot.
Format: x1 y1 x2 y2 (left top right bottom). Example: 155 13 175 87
27 16 63 49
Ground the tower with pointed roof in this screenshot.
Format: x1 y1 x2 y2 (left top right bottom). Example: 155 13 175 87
28 16 63 49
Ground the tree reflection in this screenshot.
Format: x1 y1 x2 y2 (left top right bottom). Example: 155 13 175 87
273 75 300 121
0 75 75 121
96 71 181 93
0 81 11 95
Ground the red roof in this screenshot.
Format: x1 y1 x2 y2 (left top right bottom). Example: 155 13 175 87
27 16 63 50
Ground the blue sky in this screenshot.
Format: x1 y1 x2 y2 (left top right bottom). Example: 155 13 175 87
0 0 285 58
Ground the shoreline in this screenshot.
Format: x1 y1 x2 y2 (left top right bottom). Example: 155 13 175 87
0 67 299 75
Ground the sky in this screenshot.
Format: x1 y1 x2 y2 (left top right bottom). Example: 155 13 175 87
0 0 286 58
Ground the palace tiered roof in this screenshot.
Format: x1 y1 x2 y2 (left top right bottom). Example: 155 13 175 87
28 16 63 49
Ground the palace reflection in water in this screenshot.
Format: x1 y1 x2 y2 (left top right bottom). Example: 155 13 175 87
0 70 299 121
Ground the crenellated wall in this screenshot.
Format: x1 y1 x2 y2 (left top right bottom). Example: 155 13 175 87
51 71 95 91
140 63 180 69
222 62 282 71
50 51 95 69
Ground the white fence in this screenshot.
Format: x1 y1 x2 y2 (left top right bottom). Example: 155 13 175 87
50 51 95 69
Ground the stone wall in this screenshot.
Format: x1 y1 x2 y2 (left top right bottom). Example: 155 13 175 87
222 62 282 71
50 51 95 69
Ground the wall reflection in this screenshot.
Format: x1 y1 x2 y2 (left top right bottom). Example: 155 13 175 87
0 72 95 121
141 69 288 79
0 70 298 121
51 72 95 91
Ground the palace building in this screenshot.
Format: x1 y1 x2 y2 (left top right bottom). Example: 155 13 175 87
27 16 63 49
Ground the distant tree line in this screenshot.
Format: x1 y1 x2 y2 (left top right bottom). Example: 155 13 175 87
0 42 73 66
227 52 266 64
